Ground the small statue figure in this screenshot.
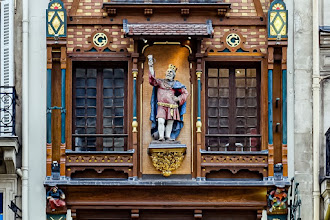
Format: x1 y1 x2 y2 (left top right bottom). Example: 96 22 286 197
268 187 288 212
148 55 188 141
46 186 66 212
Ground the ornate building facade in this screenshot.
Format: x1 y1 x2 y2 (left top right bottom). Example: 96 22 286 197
4 0 328 219
42 0 292 219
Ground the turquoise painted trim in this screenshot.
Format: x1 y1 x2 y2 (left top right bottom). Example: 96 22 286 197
47 69 52 144
268 69 273 145
61 69 66 143
282 69 287 144
133 78 137 119
197 78 201 120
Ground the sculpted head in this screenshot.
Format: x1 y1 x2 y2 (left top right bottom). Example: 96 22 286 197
165 64 177 81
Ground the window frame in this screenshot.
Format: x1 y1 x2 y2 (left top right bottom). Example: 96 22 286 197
204 61 262 151
72 61 128 151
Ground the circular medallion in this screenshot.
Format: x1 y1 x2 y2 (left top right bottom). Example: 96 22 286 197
93 33 108 47
226 33 241 48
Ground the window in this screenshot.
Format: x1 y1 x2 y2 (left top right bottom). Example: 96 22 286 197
206 62 261 151
72 62 127 151
0 192 3 220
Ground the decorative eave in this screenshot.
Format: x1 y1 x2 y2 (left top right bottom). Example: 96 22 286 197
123 19 214 38
102 2 231 16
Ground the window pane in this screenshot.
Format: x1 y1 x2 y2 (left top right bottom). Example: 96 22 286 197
208 88 218 97
87 78 96 87
219 78 229 87
236 79 245 87
208 108 218 117
235 69 245 77
219 108 228 117
247 78 256 87
247 69 256 77
208 98 218 107
219 69 229 77
219 88 229 97
87 69 97 78
76 68 85 78
208 78 218 87
208 68 218 77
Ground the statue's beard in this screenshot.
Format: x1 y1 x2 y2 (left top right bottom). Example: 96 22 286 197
165 75 174 81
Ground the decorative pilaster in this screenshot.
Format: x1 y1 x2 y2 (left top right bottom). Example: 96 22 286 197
47 47 53 177
195 54 203 179
282 47 288 177
131 53 139 178
196 71 202 133
268 47 274 178
132 70 138 133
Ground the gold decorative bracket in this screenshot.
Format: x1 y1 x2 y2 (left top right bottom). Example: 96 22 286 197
148 144 187 177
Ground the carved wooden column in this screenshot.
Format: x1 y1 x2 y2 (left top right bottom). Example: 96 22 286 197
60 46 67 176
132 53 139 179
195 54 203 180
47 47 53 177
282 47 288 177
268 47 274 178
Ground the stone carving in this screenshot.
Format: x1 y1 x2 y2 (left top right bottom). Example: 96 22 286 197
148 55 188 141
46 186 66 212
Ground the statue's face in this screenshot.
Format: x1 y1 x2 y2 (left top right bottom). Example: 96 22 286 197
165 69 175 81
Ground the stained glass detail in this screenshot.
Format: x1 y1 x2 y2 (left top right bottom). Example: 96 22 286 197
50 3 63 9
268 0 288 39
46 0 67 38
272 3 284 10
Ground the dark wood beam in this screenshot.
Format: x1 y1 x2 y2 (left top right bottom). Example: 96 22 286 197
253 0 265 18
69 0 81 16
67 16 267 26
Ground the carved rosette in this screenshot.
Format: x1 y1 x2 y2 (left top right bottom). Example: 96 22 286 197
148 146 186 177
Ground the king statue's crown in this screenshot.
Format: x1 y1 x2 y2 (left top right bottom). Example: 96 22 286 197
168 64 177 72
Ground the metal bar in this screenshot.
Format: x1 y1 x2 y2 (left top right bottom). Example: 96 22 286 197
61 69 66 144
205 134 261 137
47 69 52 144
282 69 287 145
268 69 273 145
72 134 128 137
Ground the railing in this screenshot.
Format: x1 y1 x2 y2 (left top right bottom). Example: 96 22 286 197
205 134 261 151
0 86 16 136
72 133 128 151
326 128 330 176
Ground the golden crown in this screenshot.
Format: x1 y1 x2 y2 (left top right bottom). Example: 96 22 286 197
168 64 177 72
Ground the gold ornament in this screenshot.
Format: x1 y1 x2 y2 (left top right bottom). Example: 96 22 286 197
149 148 186 177
167 64 177 72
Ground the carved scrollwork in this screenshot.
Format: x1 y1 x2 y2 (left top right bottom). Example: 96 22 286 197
148 146 186 177
150 151 185 177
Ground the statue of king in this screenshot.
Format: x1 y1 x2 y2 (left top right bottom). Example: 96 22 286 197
148 55 189 141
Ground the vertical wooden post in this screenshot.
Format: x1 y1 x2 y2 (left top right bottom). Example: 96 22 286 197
282 47 288 177
268 47 274 177
60 46 67 176
196 55 203 179
46 47 53 177
132 54 139 179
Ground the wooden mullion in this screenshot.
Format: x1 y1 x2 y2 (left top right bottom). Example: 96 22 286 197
96 68 103 151
229 67 236 148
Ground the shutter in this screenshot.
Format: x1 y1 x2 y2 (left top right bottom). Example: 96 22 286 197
0 0 14 135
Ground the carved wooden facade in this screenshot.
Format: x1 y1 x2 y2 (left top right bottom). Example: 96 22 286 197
45 0 290 219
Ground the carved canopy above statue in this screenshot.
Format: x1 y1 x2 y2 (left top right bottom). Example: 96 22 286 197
123 20 214 38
